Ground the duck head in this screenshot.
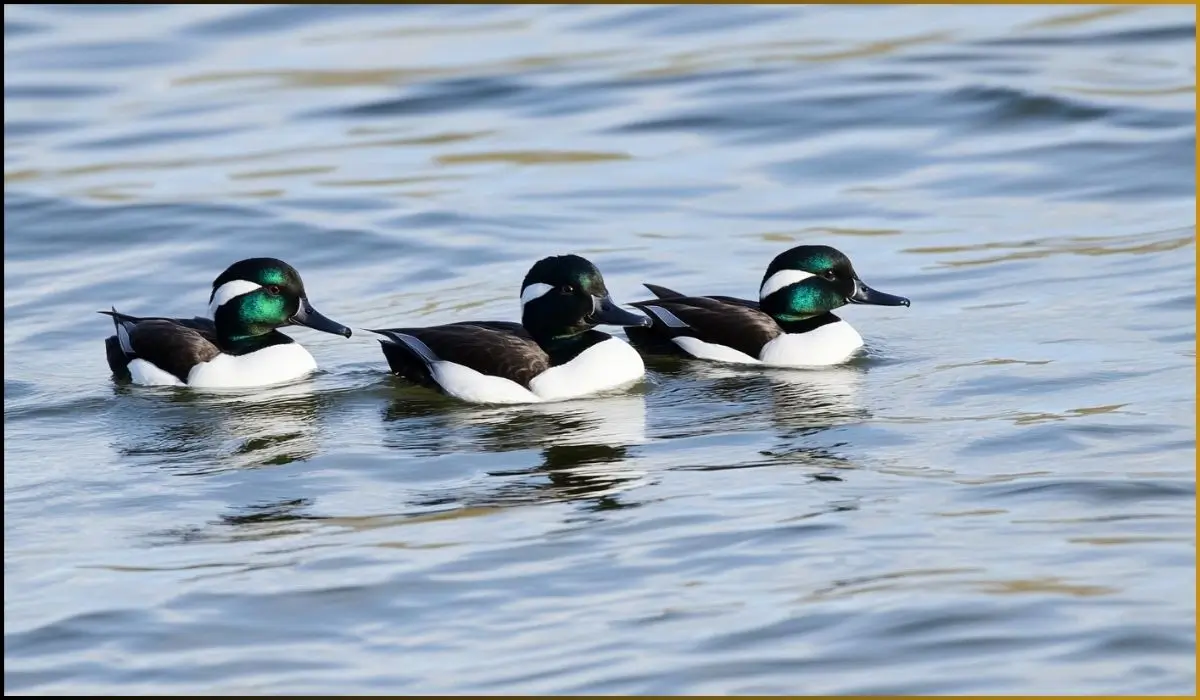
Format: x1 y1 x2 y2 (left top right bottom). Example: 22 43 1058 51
518 254 650 342
208 258 352 345
758 245 910 323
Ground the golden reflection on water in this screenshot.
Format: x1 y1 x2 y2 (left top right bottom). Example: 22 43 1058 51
802 569 1119 602
435 150 631 166
1018 5 1138 31
906 228 1196 267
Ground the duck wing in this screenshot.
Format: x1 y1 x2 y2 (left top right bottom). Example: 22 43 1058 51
99 308 221 383
627 295 781 359
369 323 550 390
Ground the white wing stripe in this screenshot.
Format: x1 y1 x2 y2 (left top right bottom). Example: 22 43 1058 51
117 322 135 355
645 305 690 329
388 332 441 365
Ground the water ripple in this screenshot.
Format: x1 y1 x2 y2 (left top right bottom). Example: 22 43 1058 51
4 2 1195 695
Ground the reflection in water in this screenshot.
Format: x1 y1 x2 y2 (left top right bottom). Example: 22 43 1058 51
151 392 652 546
647 356 869 474
763 365 869 429
5 2 1194 694
384 392 650 510
107 381 325 473
382 389 647 452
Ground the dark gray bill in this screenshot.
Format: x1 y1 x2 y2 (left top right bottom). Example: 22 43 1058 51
590 295 652 327
848 280 910 307
291 299 353 337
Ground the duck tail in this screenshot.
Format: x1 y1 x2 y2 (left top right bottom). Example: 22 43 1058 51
99 307 138 357
362 328 401 345
97 306 122 332
643 283 685 299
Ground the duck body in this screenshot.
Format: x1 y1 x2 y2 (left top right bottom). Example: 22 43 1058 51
373 322 645 405
101 258 351 390
626 245 910 369
627 284 865 367
371 254 651 405
103 310 319 388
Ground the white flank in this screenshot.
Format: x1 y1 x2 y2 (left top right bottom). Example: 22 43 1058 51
529 337 646 402
383 331 541 404
519 282 554 307
430 362 542 404
759 269 814 300
186 343 318 389
128 359 187 387
758 320 864 367
644 305 690 328
671 336 763 365
208 280 262 317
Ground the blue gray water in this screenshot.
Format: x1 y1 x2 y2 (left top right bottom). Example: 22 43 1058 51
4 3 1196 694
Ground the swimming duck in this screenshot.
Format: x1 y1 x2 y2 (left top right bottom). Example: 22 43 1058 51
625 245 909 367
101 257 352 388
368 254 651 405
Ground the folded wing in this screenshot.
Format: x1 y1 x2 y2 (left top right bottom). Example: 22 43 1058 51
371 323 550 389
628 295 781 359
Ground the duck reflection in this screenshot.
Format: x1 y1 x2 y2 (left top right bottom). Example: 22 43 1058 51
383 391 650 510
650 354 866 421
644 354 870 475
107 380 325 473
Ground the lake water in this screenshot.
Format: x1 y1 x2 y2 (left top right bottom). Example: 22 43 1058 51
4 3 1196 694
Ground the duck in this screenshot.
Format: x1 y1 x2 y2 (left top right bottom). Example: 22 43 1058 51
624 244 909 367
101 257 352 389
368 254 652 405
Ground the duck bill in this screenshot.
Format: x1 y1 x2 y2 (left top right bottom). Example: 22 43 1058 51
590 295 652 327
848 280 910 307
291 299 353 337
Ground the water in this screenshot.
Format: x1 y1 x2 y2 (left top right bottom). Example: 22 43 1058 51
4 3 1195 694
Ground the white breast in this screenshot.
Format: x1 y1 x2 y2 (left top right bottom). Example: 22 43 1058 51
758 320 864 367
529 337 646 402
185 343 319 389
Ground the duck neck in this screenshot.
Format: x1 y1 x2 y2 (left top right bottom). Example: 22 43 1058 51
772 312 841 335
213 307 293 355
217 326 294 356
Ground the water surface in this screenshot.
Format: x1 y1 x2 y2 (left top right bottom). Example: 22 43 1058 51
4 3 1196 694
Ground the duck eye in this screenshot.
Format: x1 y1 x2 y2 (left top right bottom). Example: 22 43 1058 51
265 285 282 296
559 284 575 295
822 270 837 281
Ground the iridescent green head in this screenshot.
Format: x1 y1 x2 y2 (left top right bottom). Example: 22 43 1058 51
207 258 352 345
518 254 649 341
758 245 910 322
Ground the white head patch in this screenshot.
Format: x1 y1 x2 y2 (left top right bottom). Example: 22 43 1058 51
759 269 815 300
520 282 554 308
209 280 262 318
